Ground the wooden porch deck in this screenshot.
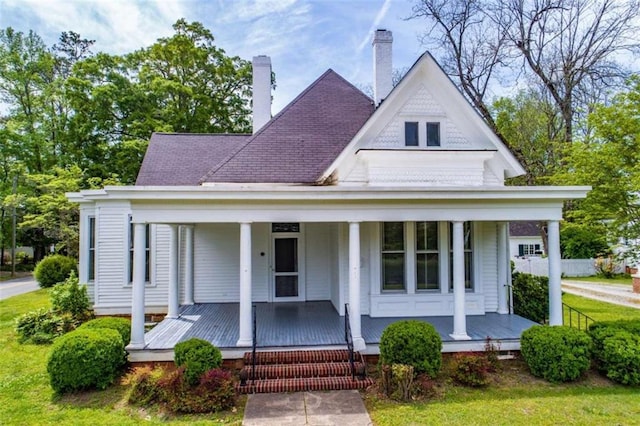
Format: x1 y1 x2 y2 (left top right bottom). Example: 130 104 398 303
138 301 536 360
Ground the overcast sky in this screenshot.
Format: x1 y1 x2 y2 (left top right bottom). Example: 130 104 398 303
0 0 434 113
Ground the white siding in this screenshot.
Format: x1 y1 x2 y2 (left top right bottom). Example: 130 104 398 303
194 223 240 303
305 223 332 301
252 223 269 302
149 225 170 307
479 222 498 312
95 206 129 307
330 224 341 312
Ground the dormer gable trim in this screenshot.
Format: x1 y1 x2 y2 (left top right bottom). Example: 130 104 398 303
318 52 526 184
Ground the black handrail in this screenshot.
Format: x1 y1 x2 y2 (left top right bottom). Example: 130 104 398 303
344 303 355 380
562 302 595 331
251 304 257 382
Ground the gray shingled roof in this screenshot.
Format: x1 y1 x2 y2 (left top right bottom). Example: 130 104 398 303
201 69 374 184
134 69 374 186
136 133 250 185
510 221 542 237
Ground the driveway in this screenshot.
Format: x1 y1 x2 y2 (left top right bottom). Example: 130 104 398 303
562 280 640 309
0 275 39 301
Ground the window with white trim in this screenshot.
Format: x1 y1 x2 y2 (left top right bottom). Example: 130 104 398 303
381 222 405 291
518 244 541 256
426 122 440 146
416 221 439 290
128 218 150 283
404 122 419 146
449 222 473 290
88 216 96 281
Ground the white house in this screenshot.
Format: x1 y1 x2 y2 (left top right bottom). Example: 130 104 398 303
68 30 589 361
510 222 544 258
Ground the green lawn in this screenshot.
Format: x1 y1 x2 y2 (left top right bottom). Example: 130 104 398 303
0 290 243 425
564 275 633 285
366 376 640 426
563 293 640 323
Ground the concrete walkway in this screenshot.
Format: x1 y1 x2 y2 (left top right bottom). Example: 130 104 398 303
243 390 372 426
562 280 640 309
0 275 38 301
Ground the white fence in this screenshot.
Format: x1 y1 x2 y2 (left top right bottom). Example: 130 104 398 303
513 258 627 277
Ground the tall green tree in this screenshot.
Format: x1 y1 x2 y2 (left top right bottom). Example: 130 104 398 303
557 76 640 263
133 19 253 133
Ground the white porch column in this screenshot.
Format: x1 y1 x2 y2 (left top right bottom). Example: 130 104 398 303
348 222 366 351
497 222 510 314
166 224 179 319
184 225 195 305
128 222 147 349
548 220 562 325
451 221 470 340
237 222 253 347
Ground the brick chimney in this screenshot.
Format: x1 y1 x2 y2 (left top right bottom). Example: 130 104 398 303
252 55 271 134
372 29 393 106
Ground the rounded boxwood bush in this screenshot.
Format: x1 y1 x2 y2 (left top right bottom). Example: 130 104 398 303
47 328 126 393
599 330 640 385
79 317 131 344
379 320 442 378
34 255 77 288
174 338 222 386
520 325 592 383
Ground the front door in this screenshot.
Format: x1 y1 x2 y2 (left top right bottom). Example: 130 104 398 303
272 223 305 301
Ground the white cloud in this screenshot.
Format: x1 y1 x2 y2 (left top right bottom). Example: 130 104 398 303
357 0 392 52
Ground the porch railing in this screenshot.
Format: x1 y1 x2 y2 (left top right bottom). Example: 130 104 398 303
344 303 356 380
251 304 257 382
562 302 595 331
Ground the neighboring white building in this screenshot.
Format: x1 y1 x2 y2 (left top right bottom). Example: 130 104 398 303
68 30 589 355
510 222 545 258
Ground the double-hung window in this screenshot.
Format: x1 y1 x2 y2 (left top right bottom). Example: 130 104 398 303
404 121 441 147
381 222 405 291
449 222 473 290
88 217 96 281
128 218 150 283
416 221 439 290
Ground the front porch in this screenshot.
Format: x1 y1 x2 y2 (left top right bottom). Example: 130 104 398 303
130 301 537 361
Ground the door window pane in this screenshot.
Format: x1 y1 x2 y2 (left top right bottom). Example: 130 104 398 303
275 276 299 297
275 238 297 273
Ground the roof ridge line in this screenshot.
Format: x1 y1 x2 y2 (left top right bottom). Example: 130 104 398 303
199 69 343 184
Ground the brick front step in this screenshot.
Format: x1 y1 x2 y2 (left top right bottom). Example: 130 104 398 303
236 376 374 394
242 361 365 380
243 349 353 365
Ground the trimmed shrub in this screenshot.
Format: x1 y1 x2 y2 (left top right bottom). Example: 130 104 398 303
520 325 591 383
588 320 640 365
451 353 491 387
79 317 131 345
174 338 222 386
379 320 442 378
47 328 126 393
512 272 549 324
34 255 77 288
126 365 166 406
50 272 92 323
14 308 65 344
600 331 640 385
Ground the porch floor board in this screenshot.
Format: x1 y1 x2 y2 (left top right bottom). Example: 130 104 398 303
143 301 536 351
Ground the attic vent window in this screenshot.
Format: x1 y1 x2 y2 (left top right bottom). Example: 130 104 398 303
426 122 440 146
404 122 419 146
